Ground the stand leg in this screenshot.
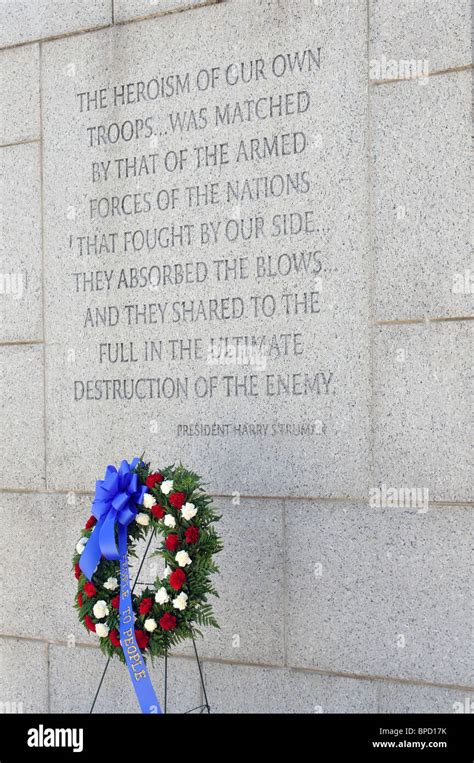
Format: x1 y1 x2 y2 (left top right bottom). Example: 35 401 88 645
90 657 111 714
164 651 168 714
192 636 210 713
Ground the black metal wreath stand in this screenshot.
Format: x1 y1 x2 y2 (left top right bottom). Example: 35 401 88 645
89 529 210 714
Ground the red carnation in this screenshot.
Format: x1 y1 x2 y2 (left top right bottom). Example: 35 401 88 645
169 568 186 591
84 582 96 599
85 515 97 530
84 615 96 632
77 592 83 607
146 473 164 488
139 597 153 615
111 595 120 609
151 504 165 520
169 491 186 509
185 526 199 544
135 629 149 649
159 612 177 631
109 629 121 648
165 534 179 552
74 563 82 580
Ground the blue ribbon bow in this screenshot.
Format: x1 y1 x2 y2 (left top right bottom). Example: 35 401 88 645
80 457 147 579
80 457 162 714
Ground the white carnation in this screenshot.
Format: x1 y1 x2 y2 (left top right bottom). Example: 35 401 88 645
143 493 155 509
155 587 169 604
161 480 173 495
144 618 157 632
136 512 150 526
181 502 197 521
76 537 87 555
96 623 109 638
103 576 118 591
163 514 176 528
163 565 171 578
172 592 188 611
175 550 191 567
93 600 109 619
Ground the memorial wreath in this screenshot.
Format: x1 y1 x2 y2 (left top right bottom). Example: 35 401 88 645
72 457 222 712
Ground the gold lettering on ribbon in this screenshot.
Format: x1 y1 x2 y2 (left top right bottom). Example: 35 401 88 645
119 538 148 686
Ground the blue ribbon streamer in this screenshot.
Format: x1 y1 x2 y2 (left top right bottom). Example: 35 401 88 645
79 457 162 714
118 524 162 713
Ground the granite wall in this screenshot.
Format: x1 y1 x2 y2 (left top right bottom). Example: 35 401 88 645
0 0 472 714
